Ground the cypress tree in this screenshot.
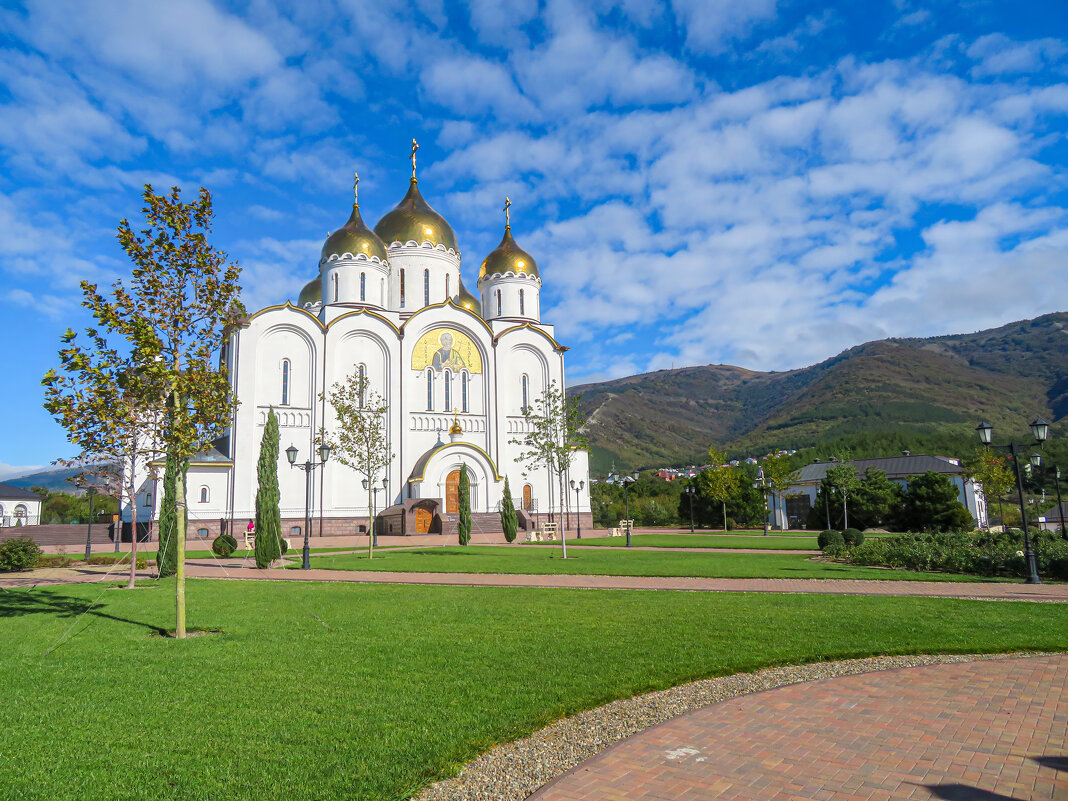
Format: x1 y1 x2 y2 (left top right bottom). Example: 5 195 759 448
253 408 283 568
500 475 518 543
156 451 185 578
458 463 472 546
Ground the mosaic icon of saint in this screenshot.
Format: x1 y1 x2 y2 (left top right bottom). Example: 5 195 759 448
431 332 466 371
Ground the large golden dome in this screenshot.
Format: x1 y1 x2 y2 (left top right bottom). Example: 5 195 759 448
297 277 321 307
479 226 539 280
455 277 481 316
374 179 458 252
321 204 389 263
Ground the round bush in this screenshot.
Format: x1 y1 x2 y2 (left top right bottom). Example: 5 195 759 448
817 529 845 550
279 538 289 556
842 528 864 547
212 533 238 558
0 537 42 572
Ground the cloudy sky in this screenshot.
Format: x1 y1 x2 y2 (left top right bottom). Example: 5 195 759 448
1 0 1067 474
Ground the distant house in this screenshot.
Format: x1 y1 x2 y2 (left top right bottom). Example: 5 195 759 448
780 454 986 529
1038 502 1068 533
0 483 45 527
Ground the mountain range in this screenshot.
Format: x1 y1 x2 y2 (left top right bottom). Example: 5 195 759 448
571 312 1068 474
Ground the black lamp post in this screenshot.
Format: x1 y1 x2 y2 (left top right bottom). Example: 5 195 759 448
286 442 331 570
362 477 388 546
685 484 696 533
619 471 639 547
976 419 1048 584
569 479 584 539
755 468 770 536
1029 452 1067 539
84 487 96 562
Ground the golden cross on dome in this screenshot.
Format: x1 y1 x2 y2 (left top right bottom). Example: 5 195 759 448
504 196 511 227
353 171 359 206
411 138 419 180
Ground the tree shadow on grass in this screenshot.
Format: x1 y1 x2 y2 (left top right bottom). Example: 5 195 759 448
0 587 166 634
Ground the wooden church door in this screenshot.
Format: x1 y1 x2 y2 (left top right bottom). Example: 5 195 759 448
445 470 461 514
414 507 432 534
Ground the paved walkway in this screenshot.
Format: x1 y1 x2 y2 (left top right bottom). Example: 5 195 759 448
3 560 1067 602
530 655 1068 801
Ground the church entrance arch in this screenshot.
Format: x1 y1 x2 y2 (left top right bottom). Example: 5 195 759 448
446 470 462 514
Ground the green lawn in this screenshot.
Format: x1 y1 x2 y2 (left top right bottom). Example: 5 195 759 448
1 579 1064 801
551 534 821 549
307 545 1010 582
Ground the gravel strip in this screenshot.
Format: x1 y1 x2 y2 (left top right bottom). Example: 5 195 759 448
413 652 1053 801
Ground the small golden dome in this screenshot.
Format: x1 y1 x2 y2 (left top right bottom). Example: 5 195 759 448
449 413 463 435
321 205 389 263
479 226 539 280
455 277 481 316
297 277 321 307
374 179 458 252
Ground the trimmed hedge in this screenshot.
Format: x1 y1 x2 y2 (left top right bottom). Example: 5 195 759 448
842 528 864 547
212 534 238 558
817 530 845 550
831 529 1068 579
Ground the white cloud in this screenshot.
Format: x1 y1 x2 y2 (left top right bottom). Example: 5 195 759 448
421 55 538 120
0 462 46 481
671 0 779 54
968 34 1068 78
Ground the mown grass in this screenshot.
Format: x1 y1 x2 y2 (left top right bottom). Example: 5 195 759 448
548 534 821 549
0 579 1064 801
308 545 1012 581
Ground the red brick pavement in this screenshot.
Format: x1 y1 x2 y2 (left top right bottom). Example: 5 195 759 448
530 655 1068 801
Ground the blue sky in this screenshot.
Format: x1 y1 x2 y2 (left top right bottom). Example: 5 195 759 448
1 0 1067 476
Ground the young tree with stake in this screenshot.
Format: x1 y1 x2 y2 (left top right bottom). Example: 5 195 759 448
512 380 588 560
763 452 801 530
66 185 242 638
701 447 741 531
320 369 393 560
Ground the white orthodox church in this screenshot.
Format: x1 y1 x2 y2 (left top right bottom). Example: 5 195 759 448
136 146 590 540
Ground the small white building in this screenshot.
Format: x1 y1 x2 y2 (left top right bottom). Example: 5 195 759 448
0 483 44 527
129 150 590 540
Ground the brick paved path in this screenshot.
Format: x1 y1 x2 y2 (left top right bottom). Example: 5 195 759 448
531 655 1068 801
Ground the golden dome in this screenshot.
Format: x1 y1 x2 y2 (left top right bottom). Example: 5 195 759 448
479 226 539 280
297 277 321 307
449 413 463 435
455 277 481 316
374 179 458 252
322 204 389 263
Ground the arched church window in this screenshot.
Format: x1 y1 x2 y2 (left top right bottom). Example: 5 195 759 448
281 359 291 406
199 486 209 503
521 374 529 411
360 272 366 302
424 269 430 306
496 289 502 317
358 364 366 408
332 273 339 303
519 288 525 316
461 371 469 412
426 369 434 411
400 268 406 308
444 369 452 411
445 274 450 301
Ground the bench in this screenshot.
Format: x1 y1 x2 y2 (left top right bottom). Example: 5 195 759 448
618 520 634 537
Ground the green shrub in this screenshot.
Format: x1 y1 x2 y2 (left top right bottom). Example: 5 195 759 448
725 518 736 531
36 555 75 569
842 528 864 547
817 530 844 550
212 533 238 558
279 538 289 556
0 537 42 571
84 555 148 569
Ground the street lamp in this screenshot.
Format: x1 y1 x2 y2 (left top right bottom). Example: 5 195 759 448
975 420 1047 584
569 479 585 539
84 486 96 561
1029 452 1067 540
286 442 331 569
685 484 696 533
617 471 639 547
362 476 389 546
755 468 770 536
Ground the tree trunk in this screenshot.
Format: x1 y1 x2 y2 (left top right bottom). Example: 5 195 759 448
127 472 138 590
367 486 374 560
722 500 727 531
559 468 567 560
175 463 187 638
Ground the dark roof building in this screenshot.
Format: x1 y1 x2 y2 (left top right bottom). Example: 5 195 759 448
794 454 964 485
0 482 46 501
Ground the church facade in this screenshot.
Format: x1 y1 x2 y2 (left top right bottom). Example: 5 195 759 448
138 149 590 539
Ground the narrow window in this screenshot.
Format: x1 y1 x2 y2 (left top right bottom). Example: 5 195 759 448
281 359 291 406
197 528 209 538
200 486 209 503
521 374 528 411
461 371 469 412
519 288 525 316
444 369 452 411
360 272 366 302
358 364 366 408
400 268 406 308
332 273 339 302
426 369 434 411
496 289 502 316
445 274 450 300
424 269 430 306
